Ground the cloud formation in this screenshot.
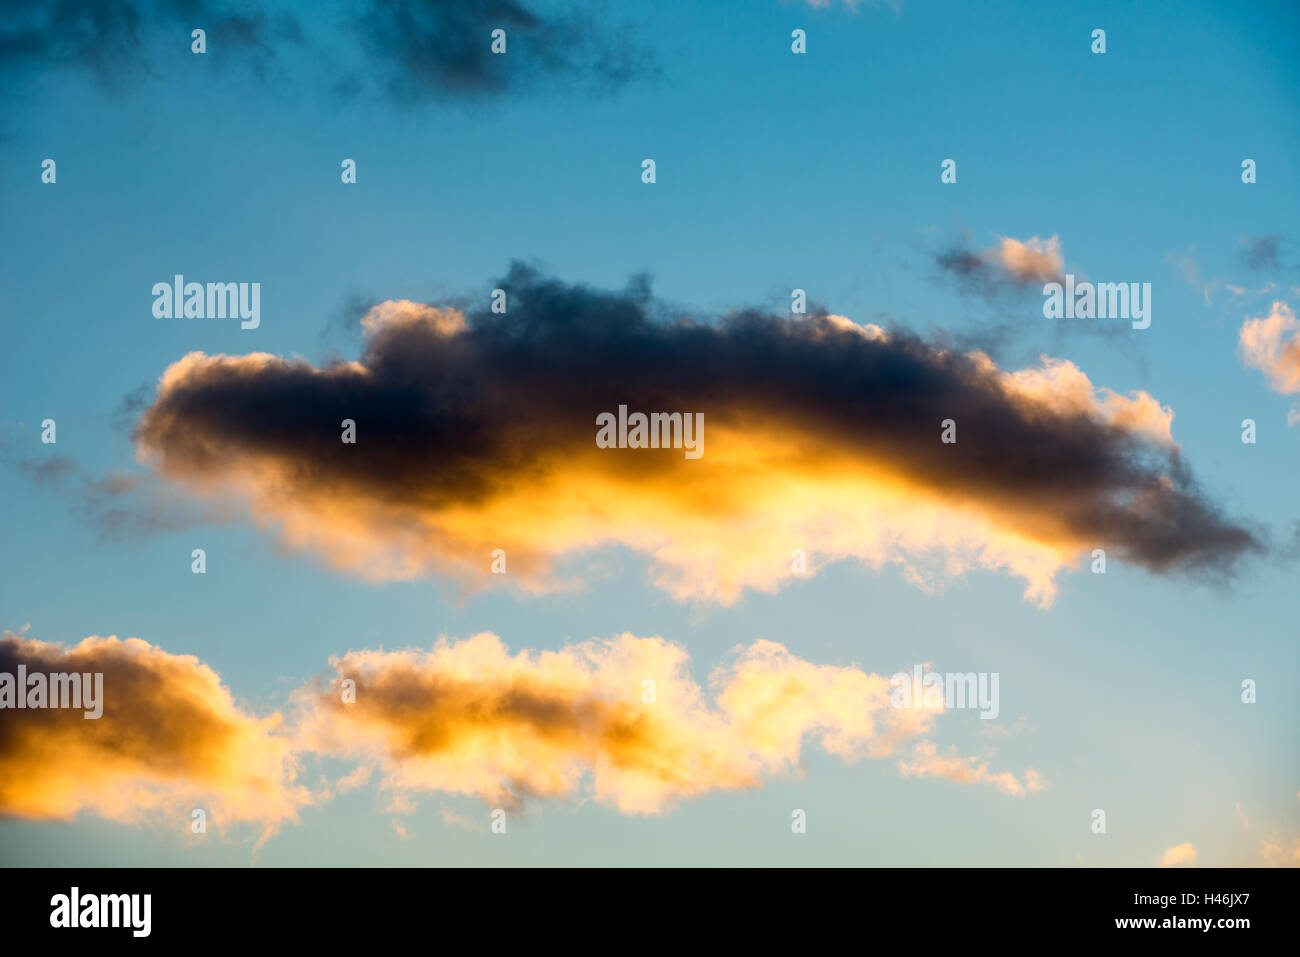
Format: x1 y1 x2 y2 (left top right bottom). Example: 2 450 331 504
937 234 1065 294
0 630 311 835
0 0 298 88
18 452 224 540
1166 246 1217 306
355 0 653 100
1242 236 1282 271
898 740 1045 797
1158 842 1197 867
1239 301 1300 404
1 629 1037 827
1261 836 1300 867
297 633 967 814
0 0 652 104
133 265 1259 605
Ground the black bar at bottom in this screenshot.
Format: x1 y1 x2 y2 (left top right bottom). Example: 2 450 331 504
0 866 1293 943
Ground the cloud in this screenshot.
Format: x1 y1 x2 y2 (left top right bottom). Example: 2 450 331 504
1 0 649 107
1158 842 1197 867
294 632 1023 814
987 235 1065 283
0 630 312 837
897 740 1044 796
1261 836 1300 867
16 452 225 540
1242 236 1282 271
0 0 299 89
937 234 1065 293
353 0 655 100
1166 246 1217 306
1 628 1035 826
1239 301 1300 398
440 806 481 830
132 264 1260 606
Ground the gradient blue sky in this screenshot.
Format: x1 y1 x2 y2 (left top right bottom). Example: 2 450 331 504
1 0 1298 866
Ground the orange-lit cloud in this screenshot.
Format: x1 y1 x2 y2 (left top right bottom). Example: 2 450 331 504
989 235 1065 283
133 266 1257 605
1239 302 1300 425
0 630 312 835
1261 836 1300 867
295 633 1026 814
1158 842 1197 867
937 234 1065 290
1 627 1039 826
897 740 1044 797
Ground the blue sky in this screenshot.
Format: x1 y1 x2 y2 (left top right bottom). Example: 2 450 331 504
1 0 1297 866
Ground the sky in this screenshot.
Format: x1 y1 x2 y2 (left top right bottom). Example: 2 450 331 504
1 0 1298 867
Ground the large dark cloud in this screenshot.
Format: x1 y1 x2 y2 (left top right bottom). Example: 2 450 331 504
133 263 1260 603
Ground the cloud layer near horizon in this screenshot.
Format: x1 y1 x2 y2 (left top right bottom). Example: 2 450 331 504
0 629 1037 828
133 265 1258 605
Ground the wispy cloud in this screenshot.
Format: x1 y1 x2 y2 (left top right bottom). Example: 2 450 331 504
1242 235 1283 271
352 0 656 102
898 740 1044 796
0 0 654 106
0 0 300 89
17 452 224 540
1166 245 1217 306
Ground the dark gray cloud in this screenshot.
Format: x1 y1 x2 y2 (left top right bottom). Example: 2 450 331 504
1 0 652 104
131 263 1262 600
354 0 655 100
0 0 144 87
935 248 997 291
0 0 299 88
